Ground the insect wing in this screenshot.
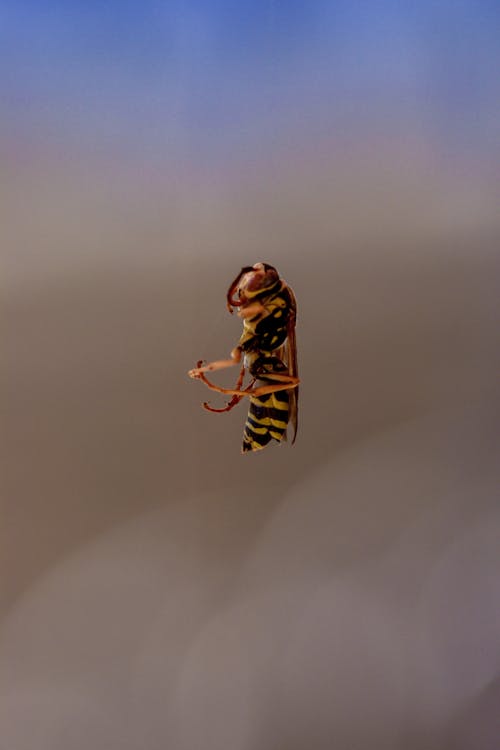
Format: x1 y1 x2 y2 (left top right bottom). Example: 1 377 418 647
285 285 299 443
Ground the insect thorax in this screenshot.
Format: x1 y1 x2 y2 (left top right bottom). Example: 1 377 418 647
239 289 291 356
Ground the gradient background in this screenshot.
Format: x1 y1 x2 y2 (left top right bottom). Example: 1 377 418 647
2 2 499 748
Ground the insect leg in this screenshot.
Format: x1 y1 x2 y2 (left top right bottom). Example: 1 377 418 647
188 347 242 378
202 394 244 413
202 362 251 412
192 370 299 399
248 375 300 398
238 301 266 319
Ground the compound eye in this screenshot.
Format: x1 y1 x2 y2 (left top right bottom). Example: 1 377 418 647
244 266 269 292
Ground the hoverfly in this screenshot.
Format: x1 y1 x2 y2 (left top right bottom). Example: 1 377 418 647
188 262 299 453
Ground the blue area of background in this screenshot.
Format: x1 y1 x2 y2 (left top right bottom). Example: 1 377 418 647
2 1 499 165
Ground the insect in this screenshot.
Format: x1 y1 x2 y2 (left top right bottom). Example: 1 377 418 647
188 262 299 453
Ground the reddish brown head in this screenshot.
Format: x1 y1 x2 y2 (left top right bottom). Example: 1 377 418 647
226 263 280 312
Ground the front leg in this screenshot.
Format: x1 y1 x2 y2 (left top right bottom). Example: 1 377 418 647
202 361 248 413
188 346 242 378
238 301 265 319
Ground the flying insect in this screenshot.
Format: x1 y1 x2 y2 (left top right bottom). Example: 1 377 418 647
188 262 299 453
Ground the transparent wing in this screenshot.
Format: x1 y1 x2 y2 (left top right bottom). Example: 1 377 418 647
285 285 299 443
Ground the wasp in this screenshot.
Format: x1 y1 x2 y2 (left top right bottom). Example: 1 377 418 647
188 262 299 453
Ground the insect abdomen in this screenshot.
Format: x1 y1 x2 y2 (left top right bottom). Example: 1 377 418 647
242 390 289 453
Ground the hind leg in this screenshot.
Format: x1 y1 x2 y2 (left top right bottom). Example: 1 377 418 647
194 367 299 399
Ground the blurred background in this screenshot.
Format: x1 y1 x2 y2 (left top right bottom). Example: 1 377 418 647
2 2 499 748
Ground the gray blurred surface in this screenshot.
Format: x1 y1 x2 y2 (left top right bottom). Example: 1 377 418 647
2 148 499 749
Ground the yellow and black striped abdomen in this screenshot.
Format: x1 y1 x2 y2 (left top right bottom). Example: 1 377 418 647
242 389 289 453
